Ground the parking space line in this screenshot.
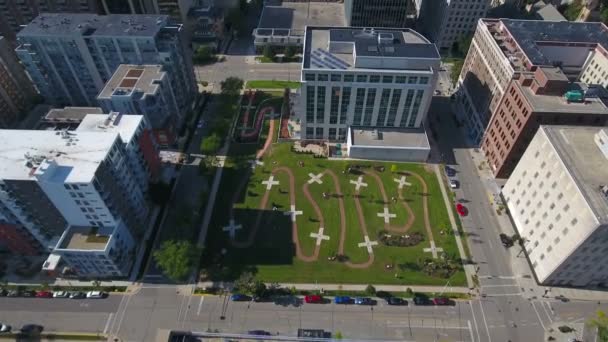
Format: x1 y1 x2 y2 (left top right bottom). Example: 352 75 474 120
469 301 481 342
197 296 205 316
468 320 475 342
531 301 547 331
541 301 554 325
103 313 113 334
478 301 492 342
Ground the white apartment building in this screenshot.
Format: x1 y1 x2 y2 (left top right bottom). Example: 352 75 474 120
580 50 608 88
503 125 608 287
0 126 152 277
300 26 440 142
417 0 491 50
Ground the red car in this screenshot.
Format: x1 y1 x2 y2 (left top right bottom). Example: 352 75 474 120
432 297 450 306
35 291 53 298
304 295 323 304
456 203 467 216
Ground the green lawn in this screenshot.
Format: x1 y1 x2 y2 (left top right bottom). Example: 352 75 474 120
202 143 465 285
245 80 301 89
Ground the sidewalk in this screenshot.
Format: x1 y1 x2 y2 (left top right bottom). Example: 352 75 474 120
198 281 471 294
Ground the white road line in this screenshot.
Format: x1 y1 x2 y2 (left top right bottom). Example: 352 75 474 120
478 300 492 342
484 293 521 297
107 293 128 336
181 291 195 328
197 296 205 316
113 293 133 336
103 313 113 334
385 324 469 329
468 320 475 342
541 301 554 324
480 284 520 288
531 302 547 331
469 301 481 342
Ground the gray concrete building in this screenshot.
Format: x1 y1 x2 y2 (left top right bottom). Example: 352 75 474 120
346 127 430 161
15 13 196 115
503 125 608 287
344 0 417 28
0 36 38 128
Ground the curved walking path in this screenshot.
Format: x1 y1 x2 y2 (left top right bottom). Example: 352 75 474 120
365 170 415 233
241 106 272 140
256 118 275 160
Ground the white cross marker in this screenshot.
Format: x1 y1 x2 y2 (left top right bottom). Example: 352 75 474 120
262 175 279 190
394 176 412 189
248 159 264 170
423 241 444 259
309 227 330 246
377 207 396 223
358 235 378 254
222 219 242 239
283 204 303 222
307 173 324 184
350 176 368 191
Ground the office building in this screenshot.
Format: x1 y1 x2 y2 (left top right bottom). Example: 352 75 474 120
0 36 38 128
0 0 100 42
16 13 196 115
502 126 608 287
0 112 156 277
300 26 439 141
482 68 608 178
344 0 417 28
416 0 491 50
455 19 608 144
97 64 180 138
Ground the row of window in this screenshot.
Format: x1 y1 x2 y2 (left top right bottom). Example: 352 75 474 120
304 73 429 85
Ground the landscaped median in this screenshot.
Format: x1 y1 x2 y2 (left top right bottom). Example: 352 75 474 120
245 80 301 90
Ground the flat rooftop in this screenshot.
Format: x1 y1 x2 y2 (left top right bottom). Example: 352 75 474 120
0 130 117 183
58 226 111 251
484 19 608 67
76 112 143 144
98 64 164 99
257 1 345 31
542 125 608 224
303 26 439 70
518 83 608 114
44 107 103 123
350 127 430 149
18 13 168 38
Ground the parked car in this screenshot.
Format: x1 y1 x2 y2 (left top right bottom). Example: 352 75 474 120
6 290 19 297
456 203 468 216
86 291 105 299
449 180 459 189
69 291 86 299
432 297 450 306
197 120 205 129
20 324 43 335
334 296 351 304
248 330 271 336
499 233 514 248
35 291 53 298
413 295 431 306
230 294 251 302
444 166 456 177
386 297 407 306
0 289 7 297
253 295 272 303
21 290 35 297
354 297 373 305
52 291 69 298
304 295 323 304
0 324 10 333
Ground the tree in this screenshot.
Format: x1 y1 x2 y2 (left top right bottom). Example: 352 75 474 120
263 45 276 60
601 7 608 24
390 164 398 173
284 45 296 59
193 46 215 65
92 280 101 290
364 284 376 296
153 240 199 281
221 77 244 96
200 133 221 154
233 271 266 295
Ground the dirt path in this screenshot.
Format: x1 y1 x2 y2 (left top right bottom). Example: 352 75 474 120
255 118 275 160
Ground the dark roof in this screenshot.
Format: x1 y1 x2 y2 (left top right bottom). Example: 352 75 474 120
502 19 608 66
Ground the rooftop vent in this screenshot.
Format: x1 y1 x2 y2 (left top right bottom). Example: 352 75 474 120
378 33 394 45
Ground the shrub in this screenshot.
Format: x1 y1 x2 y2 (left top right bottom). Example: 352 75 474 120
364 284 376 296
378 230 424 247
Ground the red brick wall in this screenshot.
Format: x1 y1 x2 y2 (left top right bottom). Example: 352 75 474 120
0 224 40 255
139 129 161 181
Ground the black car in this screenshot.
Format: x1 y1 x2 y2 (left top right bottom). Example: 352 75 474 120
248 330 271 336
20 324 43 335
386 297 407 306
21 290 35 297
444 166 456 177
413 295 431 306
499 233 514 248
0 289 6 297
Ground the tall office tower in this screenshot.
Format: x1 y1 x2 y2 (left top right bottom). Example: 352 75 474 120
0 112 157 277
416 0 491 50
0 0 100 42
344 0 417 28
0 36 38 128
15 13 196 117
97 64 180 141
299 26 438 161
502 126 608 287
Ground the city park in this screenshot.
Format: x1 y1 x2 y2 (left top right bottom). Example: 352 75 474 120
200 81 466 286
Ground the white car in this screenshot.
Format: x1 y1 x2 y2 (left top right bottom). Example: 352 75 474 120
86 291 105 299
52 291 69 298
449 180 459 189
0 324 11 333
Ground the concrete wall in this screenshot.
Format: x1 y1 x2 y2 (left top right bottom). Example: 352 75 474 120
580 50 608 88
348 146 429 162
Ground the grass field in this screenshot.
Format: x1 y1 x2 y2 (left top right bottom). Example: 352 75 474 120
245 80 302 89
202 143 465 286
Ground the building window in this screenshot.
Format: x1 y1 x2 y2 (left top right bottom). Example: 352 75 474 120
382 75 393 83
562 227 569 235
419 77 429 84
318 74 328 81
356 75 367 82
331 74 341 82
571 218 577 225
370 75 380 83
395 76 407 83
305 73 316 81
548 223 554 230
408 76 418 84
344 75 354 82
